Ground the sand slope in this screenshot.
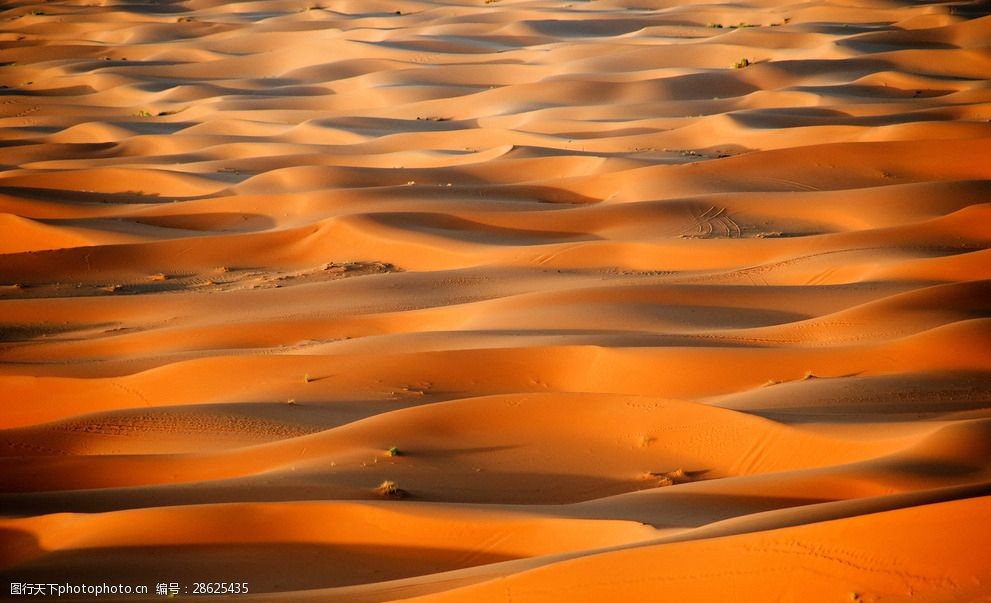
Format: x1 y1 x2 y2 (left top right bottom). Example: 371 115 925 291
1 0 990 600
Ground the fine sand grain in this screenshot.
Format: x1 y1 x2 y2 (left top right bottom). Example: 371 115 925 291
2 0 990 600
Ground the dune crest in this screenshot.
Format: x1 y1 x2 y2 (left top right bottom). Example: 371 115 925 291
2 0 990 600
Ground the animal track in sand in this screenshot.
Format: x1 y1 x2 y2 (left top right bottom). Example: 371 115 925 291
680 205 743 239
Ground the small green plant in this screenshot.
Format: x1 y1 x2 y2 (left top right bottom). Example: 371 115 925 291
387 446 401 457
707 23 723 28
732 57 751 69
303 373 312 383
134 109 153 117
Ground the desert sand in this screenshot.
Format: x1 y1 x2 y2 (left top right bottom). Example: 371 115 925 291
1 0 990 600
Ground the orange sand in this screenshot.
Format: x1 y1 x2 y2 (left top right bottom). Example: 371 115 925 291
1 0 990 601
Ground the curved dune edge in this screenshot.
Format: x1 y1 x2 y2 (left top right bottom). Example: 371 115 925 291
388 494 991 603
2 0 990 601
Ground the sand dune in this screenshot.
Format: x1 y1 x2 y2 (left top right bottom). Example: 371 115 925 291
2 0 990 600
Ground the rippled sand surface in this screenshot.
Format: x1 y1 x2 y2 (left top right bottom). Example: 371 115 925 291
2 0 991 600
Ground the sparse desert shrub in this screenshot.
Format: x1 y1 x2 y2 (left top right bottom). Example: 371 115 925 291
377 480 407 499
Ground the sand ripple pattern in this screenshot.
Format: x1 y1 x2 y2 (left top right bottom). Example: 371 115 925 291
2 0 991 600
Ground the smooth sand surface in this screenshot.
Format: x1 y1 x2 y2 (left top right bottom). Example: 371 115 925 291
2 0 990 600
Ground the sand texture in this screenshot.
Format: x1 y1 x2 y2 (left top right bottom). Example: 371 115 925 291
2 0 991 600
